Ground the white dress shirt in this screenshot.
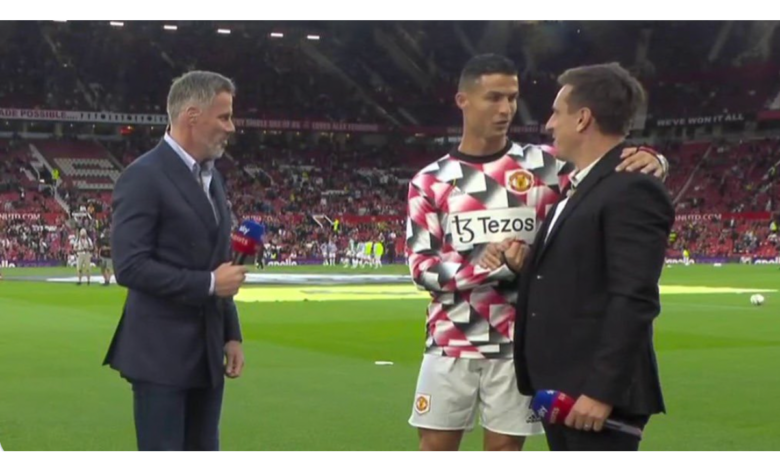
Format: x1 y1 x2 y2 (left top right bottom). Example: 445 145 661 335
544 158 602 243
164 132 219 295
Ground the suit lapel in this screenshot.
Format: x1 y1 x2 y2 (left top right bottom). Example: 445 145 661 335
534 145 624 267
529 201 557 266
158 140 219 234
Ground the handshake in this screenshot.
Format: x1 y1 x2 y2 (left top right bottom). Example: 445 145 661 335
478 237 530 274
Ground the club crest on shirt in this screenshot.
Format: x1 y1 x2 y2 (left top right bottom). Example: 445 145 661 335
506 169 535 195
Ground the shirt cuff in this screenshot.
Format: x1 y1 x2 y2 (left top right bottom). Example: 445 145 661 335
209 272 216 296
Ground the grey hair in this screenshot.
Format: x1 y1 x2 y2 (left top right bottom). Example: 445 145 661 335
166 71 236 122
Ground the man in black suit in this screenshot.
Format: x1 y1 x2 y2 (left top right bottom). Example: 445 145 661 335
483 63 674 451
104 71 248 451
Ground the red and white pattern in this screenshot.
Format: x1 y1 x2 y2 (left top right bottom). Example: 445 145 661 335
406 142 572 359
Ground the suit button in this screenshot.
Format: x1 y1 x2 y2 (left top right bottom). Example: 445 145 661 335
531 312 537 318
536 275 543 280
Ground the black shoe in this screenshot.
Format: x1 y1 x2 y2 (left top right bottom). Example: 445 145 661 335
77 282 82 286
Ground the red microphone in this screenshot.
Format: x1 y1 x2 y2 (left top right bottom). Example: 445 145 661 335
231 220 262 265
532 390 644 439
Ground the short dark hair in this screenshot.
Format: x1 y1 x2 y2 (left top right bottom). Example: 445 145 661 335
167 70 236 122
557 63 646 136
459 54 518 90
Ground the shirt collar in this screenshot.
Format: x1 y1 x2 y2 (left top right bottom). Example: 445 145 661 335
164 133 214 173
571 158 603 188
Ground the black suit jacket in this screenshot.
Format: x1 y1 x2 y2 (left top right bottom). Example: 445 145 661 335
103 140 242 389
514 144 674 417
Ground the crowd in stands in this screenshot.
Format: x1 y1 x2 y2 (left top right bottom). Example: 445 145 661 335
2 21 780 263
668 218 779 259
0 216 69 262
4 22 779 129
4 129 780 263
666 137 780 259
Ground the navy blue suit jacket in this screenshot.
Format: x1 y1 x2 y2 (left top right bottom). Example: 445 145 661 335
103 140 241 389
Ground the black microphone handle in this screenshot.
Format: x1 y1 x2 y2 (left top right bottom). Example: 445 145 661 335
604 419 644 439
232 252 249 265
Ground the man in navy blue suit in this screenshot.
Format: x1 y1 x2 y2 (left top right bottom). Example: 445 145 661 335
104 71 248 451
